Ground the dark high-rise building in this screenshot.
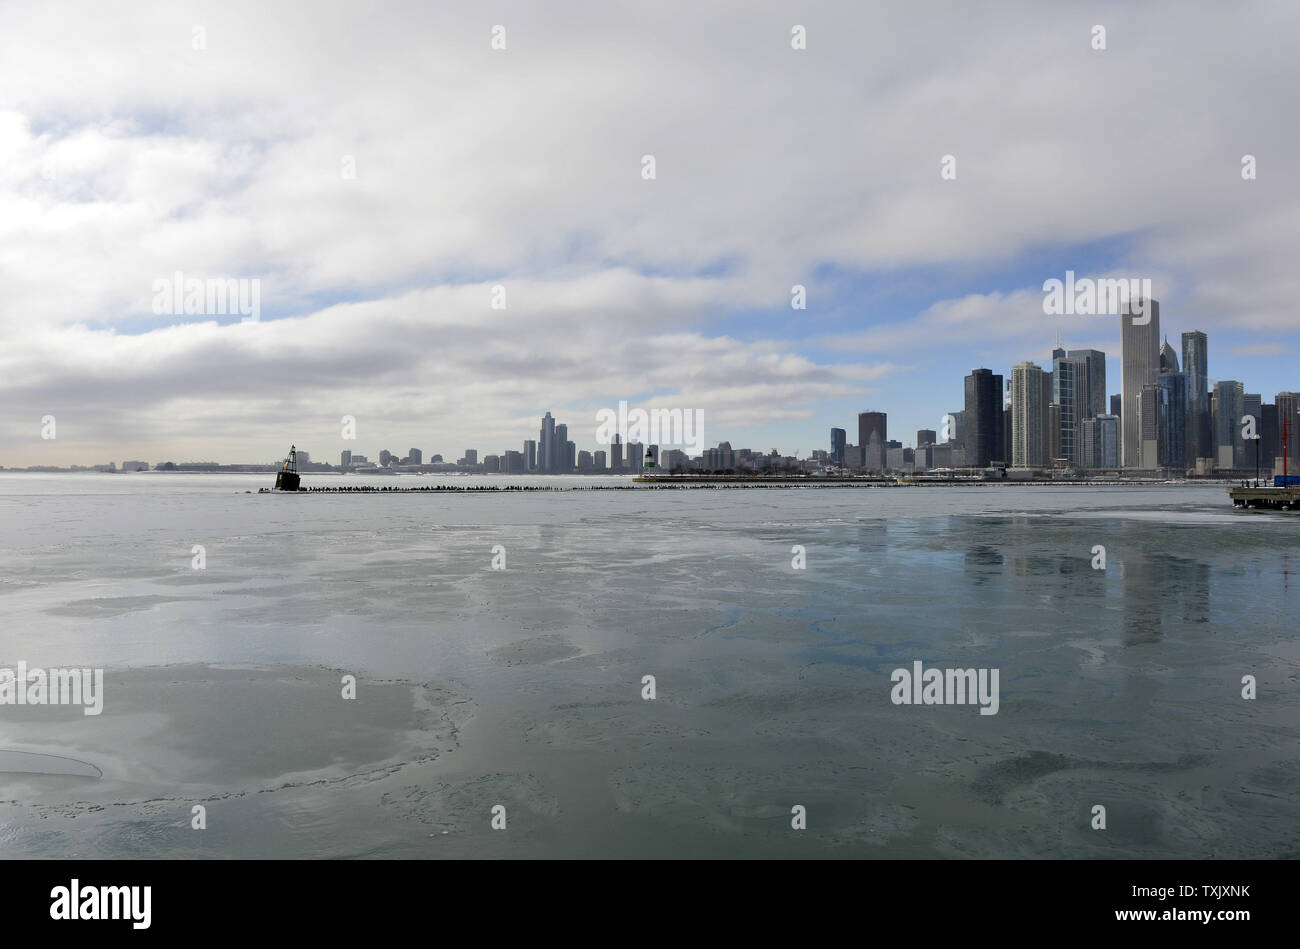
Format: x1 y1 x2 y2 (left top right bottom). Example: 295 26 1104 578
611 433 624 470
1213 380 1244 470
555 424 568 472
524 439 536 471
1110 393 1122 419
858 412 887 469
830 428 846 465
1182 331 1209 462
1261 403 1278 474
1157 372 1188 470
1068 349 1107 421
1139 383 1169 468
916 428 937 447
539 412 556 472
964 368 1004 467
1277 392 1300 473
408 448 422 465
1243 393 1262 470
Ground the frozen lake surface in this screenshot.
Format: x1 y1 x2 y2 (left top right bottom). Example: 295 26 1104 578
0 472 1297 858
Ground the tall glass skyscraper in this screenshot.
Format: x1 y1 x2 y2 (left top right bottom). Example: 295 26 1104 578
830 428 846 465
1157 372 1188 470
1121 298 1160 468
1181 331 1209 462
1213 380 1244 471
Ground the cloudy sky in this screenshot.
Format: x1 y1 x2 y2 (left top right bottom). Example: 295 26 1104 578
2 0 1297 466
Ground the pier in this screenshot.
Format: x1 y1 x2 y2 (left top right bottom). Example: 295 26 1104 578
1228 484 1300 510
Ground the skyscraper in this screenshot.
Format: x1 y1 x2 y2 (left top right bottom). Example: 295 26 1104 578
555 423 569 472
539 412 556 472
964 369 1004 467
1213 380 1244 471
1181 331 1209 462
858 412 887 470
1121 298 1160 468
1139 383 1168 468
1011 362 1046 467
1276 392 1300 472
340 449 352 469
1243 393 1262 469
916 428 937 447
1157 372 1188 470
1080 417 1098 468
1068 348 1107 420
1097 415 1120 468
830 428 846 465
524 439 536 471
1052 355 1085 465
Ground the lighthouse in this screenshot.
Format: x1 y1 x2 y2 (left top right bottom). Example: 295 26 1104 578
274 445 302 491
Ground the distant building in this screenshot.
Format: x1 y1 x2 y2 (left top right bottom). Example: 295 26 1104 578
1110 393 1122 419
1121 297 1160 467
1213 380 1243 470
830 428 846 465
1158 373 1188 469
1243 392 1262 470
593 450 607 470
502 450 525 473
464 449 478 467
1182 331 1210 463
1277 392 1300 472
964 368 1004 466
1139 383 1168 468
1052 355 1085 465
577 450 593 470
1095 415 1119 468
524 439 536 472
658 449 684 470
858 412 887 469
1068 348 1107 421
611 433 624 471
1011 362 1047 467
539 412 556 472
408 448 422 466
916 429 937 447
483 454 501 473
121 460 150 472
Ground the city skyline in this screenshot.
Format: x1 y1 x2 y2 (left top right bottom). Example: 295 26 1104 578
15 314 1297 476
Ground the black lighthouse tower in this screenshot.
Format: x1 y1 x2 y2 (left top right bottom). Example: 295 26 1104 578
275 445 302 491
